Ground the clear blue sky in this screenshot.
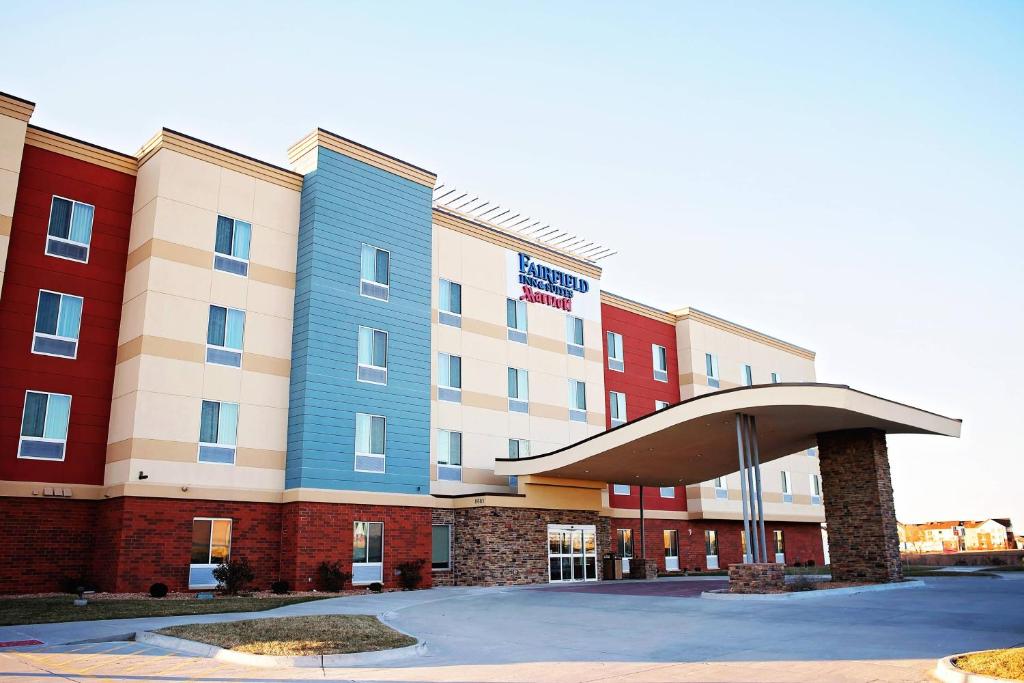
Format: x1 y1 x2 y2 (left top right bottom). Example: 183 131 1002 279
2 1 1021 527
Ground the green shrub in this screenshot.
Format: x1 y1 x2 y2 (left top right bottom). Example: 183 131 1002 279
149 582 168 598
316 561 351 592
787 576 816 592
396 559 425 590
368 582 383 593
212 558 254 595
270 580 290 594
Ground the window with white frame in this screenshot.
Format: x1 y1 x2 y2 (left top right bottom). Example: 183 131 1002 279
207 305 245 367
568 379 587 422
781 470 792 502
660 486 675 498
352 521 384 584
612 484 630 496
652 344 668 382
33 290 82 359
508 438 530 459
609 391 626 427
19 390 71 461
566 315 584 357
705 353 720 388
214 215 251 276
198 400 238 464
507 367 529 412
606 332 624 371
713 476 728 499
437 352 461 402
771 371 781 383
432 523 451 570
655 400 670 411
357 326 388 384
741 363 753 386
774 529 786 559
360 244 390 301
45 195 94 263
439 279 461 327
437 429 462 481
617 528 633 558
506 298 527 342
354 413 386 473
810 473 822 504
189 518 231 588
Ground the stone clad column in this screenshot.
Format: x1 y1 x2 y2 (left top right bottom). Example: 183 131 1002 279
817 428 903 582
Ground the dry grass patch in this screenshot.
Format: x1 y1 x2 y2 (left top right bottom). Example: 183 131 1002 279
156 615 416 656
955 648 1024 681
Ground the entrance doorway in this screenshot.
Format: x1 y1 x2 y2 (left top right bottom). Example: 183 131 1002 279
548 524 597 582
664 529 679 572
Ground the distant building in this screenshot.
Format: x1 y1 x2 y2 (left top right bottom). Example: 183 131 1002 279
899 519 1015 553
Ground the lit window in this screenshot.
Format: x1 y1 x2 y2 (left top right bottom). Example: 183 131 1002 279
660 487 675 498
33 290 82 359
432 524 451 570
437 429 462 481
774 529 786 558
569 379 587 421
439 279 461 327
18 390 71 461
609 391 626 427
214 215 251 276
438 352 462 402
705 353 720 388
198 400 238 464
506 298 527 342
189 518 231 588
606 332 624 372
45 196 93 263
741 364 753 386
566 315 584 357
652 344 668 382
508 367 529 412
352 521 384 584
612 484 630 496
354 413 386 473
360 244 390 301
357 326 388 384
705 530 719 557
207 305 245 367
655 400 670 411
617 529 633 557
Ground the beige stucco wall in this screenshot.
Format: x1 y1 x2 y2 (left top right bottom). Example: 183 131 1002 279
106 146 300 498
0 104 30 295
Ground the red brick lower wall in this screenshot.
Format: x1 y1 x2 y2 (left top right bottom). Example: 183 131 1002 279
280 502 432 591
0 497 99 593
607 518 825 572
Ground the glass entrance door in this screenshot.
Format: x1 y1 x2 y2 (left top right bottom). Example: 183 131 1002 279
548 524 597 582
664 529 679 572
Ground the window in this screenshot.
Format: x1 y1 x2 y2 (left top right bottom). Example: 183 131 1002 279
198 400 238 464
810 474 822 504
354 413 386 473
45 196 93 263
508 438 530 459
206 305 245 367
18 391 71 460
507 367 529 412
774 529 786 557
609 391 626 427
32 290 82 359
189 518 231 588
566 315 584 357
437 429 462 481
568 379 587 422
771 372 781 383
617 528 633 558
357 326 388 384
439 279 461 327
660 486 675 498
437 352 461 402
506 298 527 342
705 530 719 556
360 244 390 301
740 530 749 562
781 470 792 502
432 524 451 570
612 484 630 496
352 521 384 584
714 476 727 499
741 363 753 386
214 215 251 276
705 353 720 388
655 400 670 411
652 344 668 382
606 332 624 372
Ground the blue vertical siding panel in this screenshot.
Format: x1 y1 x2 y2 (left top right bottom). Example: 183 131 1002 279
286 149 433 494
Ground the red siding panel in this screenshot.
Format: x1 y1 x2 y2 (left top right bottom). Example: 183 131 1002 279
0 146 134 485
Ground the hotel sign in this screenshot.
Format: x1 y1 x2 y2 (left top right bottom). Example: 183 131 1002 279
507 251 598 319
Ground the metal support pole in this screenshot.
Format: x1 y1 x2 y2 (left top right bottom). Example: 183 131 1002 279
742 415 761 563
734 413 753 563
749 415 769 563
639 485 647 566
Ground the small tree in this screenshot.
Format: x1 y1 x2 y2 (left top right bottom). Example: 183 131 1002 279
213 557 254 595
317 560 351 592
397 559 426 590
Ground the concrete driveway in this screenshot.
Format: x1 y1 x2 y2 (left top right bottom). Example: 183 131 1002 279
2 575 1023 682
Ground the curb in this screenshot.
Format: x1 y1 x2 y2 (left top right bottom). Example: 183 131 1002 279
701 579 926 601
933 652 1017 683
135 629 425 668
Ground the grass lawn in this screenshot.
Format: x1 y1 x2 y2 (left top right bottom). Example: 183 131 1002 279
0 595 330 627
156 615 416 656
956 647 1024 681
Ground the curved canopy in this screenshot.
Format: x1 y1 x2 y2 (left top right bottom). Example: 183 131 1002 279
494 383 961 487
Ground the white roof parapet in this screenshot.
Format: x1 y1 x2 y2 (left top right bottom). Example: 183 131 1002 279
433 183 617 264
